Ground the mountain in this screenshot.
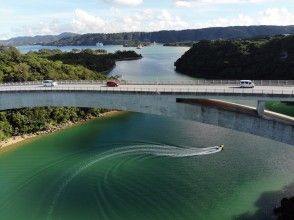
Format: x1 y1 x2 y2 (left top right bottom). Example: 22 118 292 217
0 32 79 46
45 25 294 46
174 35 294 80
2 26 294 47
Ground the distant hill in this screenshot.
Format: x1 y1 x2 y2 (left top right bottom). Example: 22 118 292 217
45 26 294 46
0 32 79 46
2 26 294 47
174 35 294 80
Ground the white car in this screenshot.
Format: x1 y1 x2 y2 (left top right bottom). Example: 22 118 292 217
42 80 57 87
239 80 255 88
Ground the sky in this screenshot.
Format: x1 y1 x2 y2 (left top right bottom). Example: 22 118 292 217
0 0 293 39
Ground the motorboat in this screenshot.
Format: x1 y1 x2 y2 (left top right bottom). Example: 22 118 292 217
96 42 104 47
219 145 224 150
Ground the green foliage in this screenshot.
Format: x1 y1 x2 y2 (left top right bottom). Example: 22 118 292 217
0 107 105 138
47 50 141 73
265 101 294 117
175 35 294 79
0 47 131 141
0 47 107 82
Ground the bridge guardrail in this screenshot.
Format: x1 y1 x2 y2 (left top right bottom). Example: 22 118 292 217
0 80 294 87
0 85 293 96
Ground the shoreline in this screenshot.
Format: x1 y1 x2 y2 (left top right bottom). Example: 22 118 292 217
0 110 122 152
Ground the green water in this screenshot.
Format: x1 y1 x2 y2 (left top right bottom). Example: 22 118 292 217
0 113 293 220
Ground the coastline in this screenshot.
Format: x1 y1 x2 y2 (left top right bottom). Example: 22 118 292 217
0 110 122 152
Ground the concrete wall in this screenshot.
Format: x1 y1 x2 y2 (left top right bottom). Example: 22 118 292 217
0 90 293 145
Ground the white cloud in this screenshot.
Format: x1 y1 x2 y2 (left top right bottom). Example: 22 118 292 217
174 1 192 7
0 8 13 16
72 9 106 33
173 0 268 7
70 8 188 33
2 7 293 39
103 0 143 6
195 8 294 28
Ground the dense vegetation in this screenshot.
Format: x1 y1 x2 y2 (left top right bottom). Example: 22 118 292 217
46 49 142 72
0 108 107 141
175 35 294 79
0 47 139 141
0 47 107 82
266 101 294 117
34 25 294 46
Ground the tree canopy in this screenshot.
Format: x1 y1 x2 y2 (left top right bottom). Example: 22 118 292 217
175 35 294 79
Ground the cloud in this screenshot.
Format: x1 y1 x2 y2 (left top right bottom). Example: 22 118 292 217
103 0 143 6
174 1 192 7
72 9 106 33
2 6 293 39
0 8 13 16
173 0 268 7
70 8 188 33
195 8 294 27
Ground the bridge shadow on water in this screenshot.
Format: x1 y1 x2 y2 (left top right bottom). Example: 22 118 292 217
233 183 294 220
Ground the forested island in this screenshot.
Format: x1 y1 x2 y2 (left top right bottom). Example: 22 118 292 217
43 26 294 46
0 47 141 142
175 35 294 79
2 25 293 47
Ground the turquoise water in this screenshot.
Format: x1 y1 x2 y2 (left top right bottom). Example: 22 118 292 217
0 113 293 220
9 45 294 219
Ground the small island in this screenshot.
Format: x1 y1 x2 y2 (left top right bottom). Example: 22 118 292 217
35 48 142 74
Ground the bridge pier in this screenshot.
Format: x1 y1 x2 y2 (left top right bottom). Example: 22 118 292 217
257 101 266 116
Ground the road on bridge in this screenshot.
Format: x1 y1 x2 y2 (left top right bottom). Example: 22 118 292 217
0 83 293 95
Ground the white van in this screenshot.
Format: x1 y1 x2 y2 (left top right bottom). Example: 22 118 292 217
42 80 57 87
239 80 255 88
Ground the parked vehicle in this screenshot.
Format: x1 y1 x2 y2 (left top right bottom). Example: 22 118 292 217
106 81 119 87
42 80 57 87
239 80 255 88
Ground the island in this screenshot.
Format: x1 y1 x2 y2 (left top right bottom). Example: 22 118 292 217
174 35 294 80
37 26 294 47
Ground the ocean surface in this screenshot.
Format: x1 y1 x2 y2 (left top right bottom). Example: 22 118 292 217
1 45 292 220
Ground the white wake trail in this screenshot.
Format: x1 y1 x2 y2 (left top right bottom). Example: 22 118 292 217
47 144 222 219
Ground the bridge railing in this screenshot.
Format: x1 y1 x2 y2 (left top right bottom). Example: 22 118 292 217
0 85 293 96
0 80 294 86
120 80 294 86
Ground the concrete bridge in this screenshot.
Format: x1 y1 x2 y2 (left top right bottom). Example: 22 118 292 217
0 81 293 145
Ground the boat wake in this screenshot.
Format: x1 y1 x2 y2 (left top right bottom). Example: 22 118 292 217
47 143 222 219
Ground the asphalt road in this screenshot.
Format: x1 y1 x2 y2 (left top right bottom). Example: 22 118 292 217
0 83 293 95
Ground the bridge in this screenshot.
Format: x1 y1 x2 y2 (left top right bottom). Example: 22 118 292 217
0 80 293 145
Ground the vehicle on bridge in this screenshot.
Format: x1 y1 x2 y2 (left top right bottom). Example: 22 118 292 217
42 80 57 87
106 81 119 87
240 80 255 88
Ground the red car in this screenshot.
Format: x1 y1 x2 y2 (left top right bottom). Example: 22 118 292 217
106 81 119 87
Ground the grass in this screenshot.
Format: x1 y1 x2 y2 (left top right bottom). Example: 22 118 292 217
265 101 294 117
